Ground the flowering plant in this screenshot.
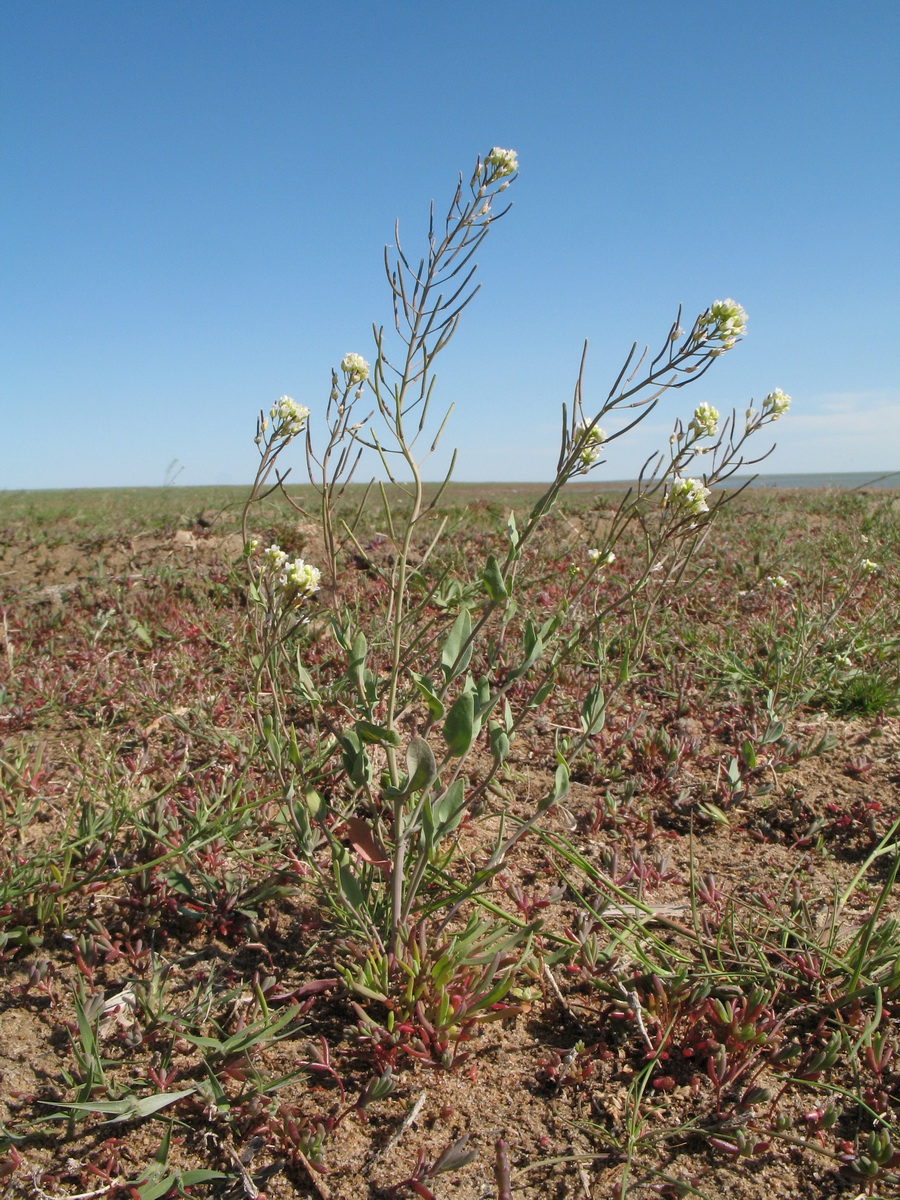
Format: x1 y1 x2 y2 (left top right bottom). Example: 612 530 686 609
239 148 790 1057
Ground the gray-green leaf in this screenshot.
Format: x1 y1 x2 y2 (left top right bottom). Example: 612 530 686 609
355 719 402 747
406 736 437 794
410 671 446 720
443 690 478 757
481 554 508 602
441 609 473 683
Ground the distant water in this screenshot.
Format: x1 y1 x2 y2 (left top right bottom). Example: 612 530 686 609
722 472 900 490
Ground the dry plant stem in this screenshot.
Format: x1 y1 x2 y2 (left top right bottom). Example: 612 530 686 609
366 1092 428 1165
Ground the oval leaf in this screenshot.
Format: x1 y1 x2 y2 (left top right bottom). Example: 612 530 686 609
443 690 476 757
406 736 437 794
441 609 473 683
355 719 402 747
481 554 508 602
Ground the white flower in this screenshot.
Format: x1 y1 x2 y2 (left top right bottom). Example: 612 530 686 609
762 389 791 420
485 147 518 178
668 476 711 516
262 544 288 572
588 548 616 566
697 298 747 349
269 396 310 437
576 421 607 468
689 402 720 438
341 353 370 384
861 559 880 575
279 558 321 603
767 575 789 589
835 654 854 669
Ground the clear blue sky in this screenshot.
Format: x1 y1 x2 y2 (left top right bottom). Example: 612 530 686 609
2 1 898 489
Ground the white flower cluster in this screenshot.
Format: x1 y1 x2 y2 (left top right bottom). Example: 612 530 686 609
668 476 711 516
762 389 791 420
588 548 616 566
485 147 518 178
696 298 747 352
767 575 789 589
260 544 320 604
341 353 370 384
861 559 880 575
281 558 322 603
576 422 607 468
689 402 720 438
269 396 310 437
262 544 288 572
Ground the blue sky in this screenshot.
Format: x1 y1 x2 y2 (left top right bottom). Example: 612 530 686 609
2 1 898 489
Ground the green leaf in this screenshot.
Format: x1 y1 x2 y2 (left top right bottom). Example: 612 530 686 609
137 1172 177 1200
489 721 510 764
580 684 606 735
481 554 508 602
761 720 784 745
441 609 473 683
338 730 373 788
529 679 555 708
294 651 321 703
539 761 569 811
698 802 731 826
507 510 520 550
443 690 478 757
329 619 352 652
406 736 437 795
512 620 544 678
410 671 446 721
424 772 465 849
421 795 438 851
136 1170 230 1200
286 724 302 767
355 719 402 747
348 630 368 699
618 643 631 683
47 1088 195 1124
127 619 154 648
430 778 466 842
336 860 368 913
120 1088 197 1122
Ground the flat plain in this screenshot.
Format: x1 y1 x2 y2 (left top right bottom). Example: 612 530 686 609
1 484 899 1200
